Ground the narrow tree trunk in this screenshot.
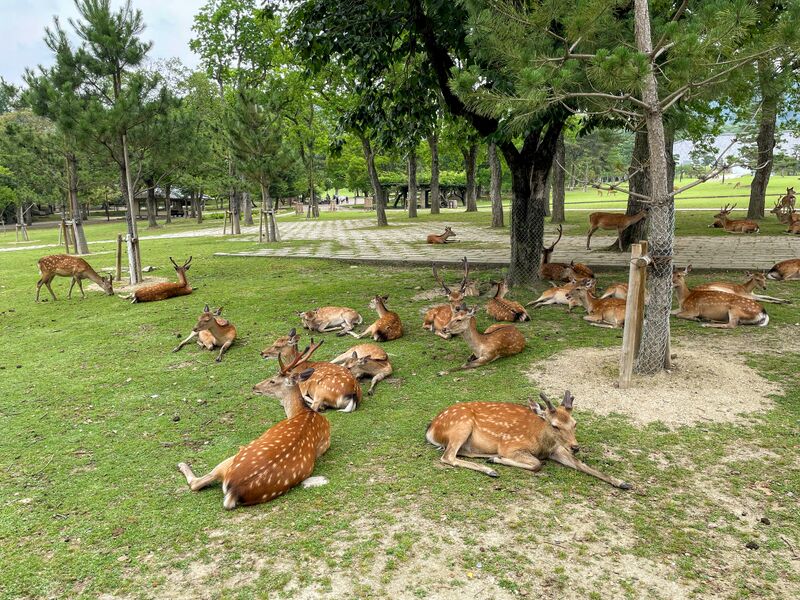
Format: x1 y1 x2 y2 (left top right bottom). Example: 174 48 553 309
66 153 89 254
196 189 203 224
230 189 241 234
428 133 440 214
544 168 552 217
551 133 565 223
488 142 504 227
120 134 142 284
145 179 158 228
189 191 196 219
408 148 418 218
359 133 388 226
748 60 779 220
464 144 478 212
243 190 253 226
164 183 172 224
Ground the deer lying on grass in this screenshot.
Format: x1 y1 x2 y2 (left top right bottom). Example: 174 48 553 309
36 255 114 301
672 266 768 328
423 264 470 338
297 306 363 334
767 259 800 281
131 257 193 303
339 350 393 396
600 282 628 300
173 305 237 362
693 272 789 304
330 343 388 364
426 390 631 489
586 209 648 251
178 357 330 509
565 280 627 328
348 295 403 341
539 225 594 282
710 204 759 233
440 306 525 371
527 278 596 311
771 201 795 225
487 280 530 322
427 226 456 244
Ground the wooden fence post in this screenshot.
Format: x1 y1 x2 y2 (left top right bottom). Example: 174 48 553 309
258 208 264 243
116 234 123 281
619 241 649 389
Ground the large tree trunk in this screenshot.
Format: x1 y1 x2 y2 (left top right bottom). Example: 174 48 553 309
66 152 89 254
408 147 418 218
230 188 241 234
464 143 478 212
428 133 440 214
120 134 142 284
488 142 504 227
359 133 388 226
634 0 672 375
145 178 158 228
189 191 196 219
550 133 565 224
243 190 253 226
748 60 778 220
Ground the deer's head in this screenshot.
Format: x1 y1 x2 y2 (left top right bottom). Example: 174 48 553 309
746 271 768 291
194 305 227 332
100 274 114 296
538 391 580 454
297 310 317 329
369 295 389 310
787 187 795 197
441 305 476 336
341 351 375 377
672 265 692 288
542 225 563 261
564 278 594 302
713 204 735 219
261 328 300 359
444 226 455 237
170 256 192 274
252 367 315 406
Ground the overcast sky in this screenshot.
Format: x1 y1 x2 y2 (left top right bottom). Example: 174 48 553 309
1 0 204 85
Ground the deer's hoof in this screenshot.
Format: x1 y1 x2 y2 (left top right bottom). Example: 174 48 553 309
618 481 632 490
215 357 222 363
487 470 499 478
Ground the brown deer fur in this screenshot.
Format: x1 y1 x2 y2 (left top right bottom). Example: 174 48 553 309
297 306 362 333
586 210 648 250
36 254 114 301
486 280 529 322
599 282 628 300
340 351 394 396
538 225 595 282
173 305 237 361
565 282 627 328
132 257 193 303
693 272 788 304
426 226 456 244
423 261 470 338
330 343 388 364
349 295 404 341
527 278 596 310
710 204 759 233
767 259 800 280
440 306 525 371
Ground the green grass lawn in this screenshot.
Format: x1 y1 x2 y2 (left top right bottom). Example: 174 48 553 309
1 223 799 598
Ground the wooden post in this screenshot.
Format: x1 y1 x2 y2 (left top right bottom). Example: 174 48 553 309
116 234 123 282
619 241 649 389
258 208 264 243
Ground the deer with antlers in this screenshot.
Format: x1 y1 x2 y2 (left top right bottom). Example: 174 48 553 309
565 280 627 328
440 306 525 371
131 257 193 303
767 259 800 281
771 201 795 225
423 261 471 338
586 209 648 251
173 305 237 362
348 295 404 341
486 280 530 322
672 266 769 328
710 204 759 233
35 255 114 301
539 225 594 282
527 278 596 311
427 226 457 244
426 390 631 488
297 306 363 334
693 272 789 304
338 350 394 396
178 357 330 509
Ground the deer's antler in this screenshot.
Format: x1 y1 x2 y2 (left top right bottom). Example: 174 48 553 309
539 392 556 412
432 264 450 294
460 257 469 293
546 224 563 251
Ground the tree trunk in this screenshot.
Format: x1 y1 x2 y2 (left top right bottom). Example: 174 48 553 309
164 183 172 224
196 190 203 224
428 133 440 214
230 189 241 234
550 133 565 223
261 182 278 242
359 133 388 226
748 60 779 220
464 143 478 212
243 190 253 226
544 168 552 217
145 178 158 228
408 147 418 218
189 191 196 218
66 153 89 254
488 142 504 227
120 134 142 284
634 0 672 375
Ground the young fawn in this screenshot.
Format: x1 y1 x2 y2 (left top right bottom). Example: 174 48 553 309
426 390 631 489
565 281 627 328
349 295 404 341
426 226 456 244
178 358 330 509
173 305 237 362
672 266 768 328
36 254 114 301
693 271 788 304
297 306 363 334
767 259 800 281
486 280 529 322
586 209 648 250
132 257 193 303
339 350 394 396
423 263 469 339
527 278 596 311
440 306 525 371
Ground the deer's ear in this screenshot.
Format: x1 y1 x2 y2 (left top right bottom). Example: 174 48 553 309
351 351 358 358
297 368 315 382
382 295 389 301
685 264 693 273
203 304 210 312
215 306 223 315
289 327 296 337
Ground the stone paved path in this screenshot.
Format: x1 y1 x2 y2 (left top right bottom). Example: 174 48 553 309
215 219 800 271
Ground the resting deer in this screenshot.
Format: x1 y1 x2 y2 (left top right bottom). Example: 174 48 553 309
426 390 631 489
487 280 530 322
427 226 456 244
297 306 362 334
178 358 330 509
710 204 759 233
672 266 768 328
767 259 800 281
527 278 596 311
348 295 403 341
330 343 388 364
423 262 470 338
539 225 594 282
440 306 525 371
693 272 789 304
565 280 627 328
132 257 193 303
339 350 393 396
600 282 628 300
586 209 648 251
173 305 237 362
771 201 794 225
36 255 114 301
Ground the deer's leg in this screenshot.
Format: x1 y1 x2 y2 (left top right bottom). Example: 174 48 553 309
549 446 630 489
751 294 790 304
35 277 44 302
587 321 616 329
673 311 701 322
434 330 452 340
616 228 625 251
348 324 374 339
440 425 499 477
367 373 387 396
586 226 598 250
44 277 57 301
173 331 198 352
76 278 86 299
702 311 739 329
178 456 234 492
215 341 233 362
491 451 543 472
198 330 215 350
67 277 76 299
459 355 494 370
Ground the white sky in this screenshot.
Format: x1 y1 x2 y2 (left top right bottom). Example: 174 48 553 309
0 0 204 85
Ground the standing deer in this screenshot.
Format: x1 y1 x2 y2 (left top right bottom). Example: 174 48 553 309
565 280 627 328
178 358 330 509
767 259 800 281
131 257 193 303
586 209 648 250
672 266 768 328
297 306 363 334
486 280 530 322
779 187 796 211
426 226 456 244
539 225 594 282
426 390 631 489
710 204 759 233
527 278 596 310
36 255 114 301
693 272 789 304
440 306 525 371
339 351 394 396
173 305 237 362
423 262 470 338
348 295 404 341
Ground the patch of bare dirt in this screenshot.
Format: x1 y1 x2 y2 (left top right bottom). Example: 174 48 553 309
527 337 784 428
86 276 171 295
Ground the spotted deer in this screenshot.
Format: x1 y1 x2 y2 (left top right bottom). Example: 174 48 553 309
425 390 631 489
672 266 768 328
423 262 470 338
693 272 789 304
35 254 114 301
348 295 404 341
565 280 627 328
599 282 628 300
297 306 363 334
539 225 594 282
440 306 525 371
178 358 330 509
173 305 237 361
427 226 456 244
487 280 529 322
586 209 648 250
339 350 394 396
785 211 800 234
132 257 193 303
767 259 800 280
527 278 596 311
330 343 388 364
710 204 759 233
